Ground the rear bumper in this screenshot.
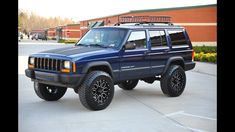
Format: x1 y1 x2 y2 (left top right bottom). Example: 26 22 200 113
25 69 85 88
185 62 196 71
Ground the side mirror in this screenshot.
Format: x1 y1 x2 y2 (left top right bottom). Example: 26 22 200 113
124 42 136 50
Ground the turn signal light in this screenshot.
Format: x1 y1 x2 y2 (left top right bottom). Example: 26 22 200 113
73 63 76 72
28 64 34 69
192 49 195 61
61 69 70 73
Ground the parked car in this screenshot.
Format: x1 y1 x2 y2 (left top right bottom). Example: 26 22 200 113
31 34 38 40
38 34 47 40
32 33 47 40
25 16 195 111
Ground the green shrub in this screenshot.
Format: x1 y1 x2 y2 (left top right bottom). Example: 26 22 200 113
194 52 217 63
201 54 208 62
58 39 65 43
193 45 217 53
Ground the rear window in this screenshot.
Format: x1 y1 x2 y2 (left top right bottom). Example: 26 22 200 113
168 30 187 46
149 30 167 48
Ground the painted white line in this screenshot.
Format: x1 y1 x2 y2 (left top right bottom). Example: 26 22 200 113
18 56 28 75
165 111 184 117
181 112 217 121
175 124 209 132
165 111 216 121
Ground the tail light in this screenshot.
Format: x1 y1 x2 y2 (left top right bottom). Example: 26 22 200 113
192 49 194 61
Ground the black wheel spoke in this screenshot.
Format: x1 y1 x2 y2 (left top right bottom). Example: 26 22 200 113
171 70 185 92
91 79 111 104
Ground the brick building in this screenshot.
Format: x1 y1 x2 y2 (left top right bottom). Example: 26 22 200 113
47 27 56 40
61 24 81 42
80 4 216 46
46 24 81 42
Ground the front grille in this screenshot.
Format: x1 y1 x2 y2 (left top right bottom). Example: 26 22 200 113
34 57 62 72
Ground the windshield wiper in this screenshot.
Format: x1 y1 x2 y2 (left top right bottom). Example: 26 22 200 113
77 43 111 48
76 43 88 46
89 44 108 48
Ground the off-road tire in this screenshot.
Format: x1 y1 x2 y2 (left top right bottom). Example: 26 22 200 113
160 65 186 97
78 71 114 110
34 82 67 101
118 80 139 90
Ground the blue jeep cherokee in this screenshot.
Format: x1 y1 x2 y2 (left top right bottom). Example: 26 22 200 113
25 16 195 110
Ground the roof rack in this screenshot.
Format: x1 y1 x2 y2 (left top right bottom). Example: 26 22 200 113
115 16 173 26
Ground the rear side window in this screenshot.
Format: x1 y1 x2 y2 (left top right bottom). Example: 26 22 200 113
149 30 167 48
127 31 146 49
168 30 187 46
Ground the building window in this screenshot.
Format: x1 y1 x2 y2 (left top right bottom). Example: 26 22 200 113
149 30 167 48
127 31 146 49
168 30 187 46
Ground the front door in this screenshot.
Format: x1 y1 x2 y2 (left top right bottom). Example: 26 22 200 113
119 30 150 81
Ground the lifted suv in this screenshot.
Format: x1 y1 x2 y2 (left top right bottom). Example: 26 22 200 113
25 16 195 110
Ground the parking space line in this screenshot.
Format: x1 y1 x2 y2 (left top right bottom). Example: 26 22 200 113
175 124 209 132
165 111 216 121
165 111 184 117
121 91 193 131
181 112 216 121
165 111 216 132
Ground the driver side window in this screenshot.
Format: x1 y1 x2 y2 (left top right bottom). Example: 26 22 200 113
127 31 146 49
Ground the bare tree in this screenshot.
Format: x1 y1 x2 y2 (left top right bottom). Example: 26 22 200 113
18 9 76 33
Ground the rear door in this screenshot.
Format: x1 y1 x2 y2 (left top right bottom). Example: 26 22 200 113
119 30 150 80
149 29 170 75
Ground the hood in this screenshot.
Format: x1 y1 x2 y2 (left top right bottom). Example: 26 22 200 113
34 46 118 60
40 46 105 56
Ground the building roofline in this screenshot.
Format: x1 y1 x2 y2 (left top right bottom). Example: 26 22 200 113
80 4 216 22
129 4 216 13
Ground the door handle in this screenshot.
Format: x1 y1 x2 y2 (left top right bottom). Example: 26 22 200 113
164 49 170 53
144 50 150 55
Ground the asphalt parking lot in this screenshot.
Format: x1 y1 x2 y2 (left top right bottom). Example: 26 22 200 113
18 40 216 132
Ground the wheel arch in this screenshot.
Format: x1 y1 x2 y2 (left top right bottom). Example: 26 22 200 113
162 56 185 75
81 61 113 78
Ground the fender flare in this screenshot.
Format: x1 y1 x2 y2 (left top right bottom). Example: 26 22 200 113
162 56 185 75
81 61 113 77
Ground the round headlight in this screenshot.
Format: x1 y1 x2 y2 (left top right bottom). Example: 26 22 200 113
64 61 70 69
29 57 34 65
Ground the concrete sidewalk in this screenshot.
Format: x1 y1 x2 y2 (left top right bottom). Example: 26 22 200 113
191 61 216 76
19 43 216 132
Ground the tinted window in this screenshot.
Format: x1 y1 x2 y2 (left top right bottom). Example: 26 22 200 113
149 31 167 47
168 30 187 46
161 31 167 46
127 31 146 49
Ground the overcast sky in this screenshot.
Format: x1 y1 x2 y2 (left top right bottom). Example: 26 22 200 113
19 0 216 22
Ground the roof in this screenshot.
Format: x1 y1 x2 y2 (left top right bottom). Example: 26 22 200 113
81 4 216 22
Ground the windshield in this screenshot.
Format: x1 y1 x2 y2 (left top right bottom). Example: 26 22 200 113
76 28 127 48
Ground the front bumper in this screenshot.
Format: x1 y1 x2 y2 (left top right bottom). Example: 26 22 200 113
25 69 85 88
